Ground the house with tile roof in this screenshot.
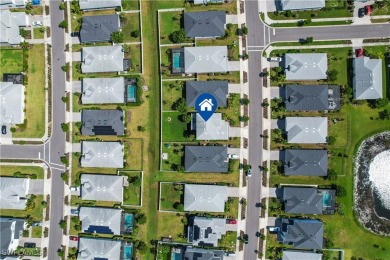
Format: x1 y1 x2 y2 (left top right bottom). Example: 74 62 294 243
187 216 226 247
184 184 227 212
80 14 120 43
284 53 328 81
81 77 125 104
81 45 124 73
284 149 328 176
80 141 124 168
186 81 228 107
353 56 383 100
184 11 226 38
81 109 124 136
285 117 328 144
80 174 124 202
185 146 228 173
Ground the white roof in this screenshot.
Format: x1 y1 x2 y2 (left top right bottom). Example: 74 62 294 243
79 0 121 10
196 113 229 140
285 53 328 81
353 56 383 100
79 207 122 235
285 117 328 144
0 177 29 210
0 82 25 124
283 250 322 260
81 141 124 168
80 174 123 202
184 46 228 74
81 77 125 104
81 45 124 73
184 184 227 212
0 10 27 44
281 0 325 10
77 238 122 260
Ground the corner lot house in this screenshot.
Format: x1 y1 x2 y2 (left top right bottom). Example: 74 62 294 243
80 141 124 168
276 218 324 250
79 207 122 235
285 85 340 111
0 10 28 45
77 238 122 259
81 77 125 104
284 53 328 81
0 82 25 125
80 174 124 202
281 0 325 11
282 250 322 260
185 146 228 173
81 109 124 136
187 216 226 247
0 218 25 254
0 177 28 210
184 46 228 74
81 45 125 73
80 14 120 43
193 113 229 140
184 184 228 212
282 187 336 214
353 56 383 100
79 0 121 10
186 81 228 107
285 117 328 144
184 11 226 38
0 0 26 9
284 149 328 176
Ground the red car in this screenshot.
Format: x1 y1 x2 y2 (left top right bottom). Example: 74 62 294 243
229 219 237 224
356 48 363 58
69 236 79 241
365 5 372 15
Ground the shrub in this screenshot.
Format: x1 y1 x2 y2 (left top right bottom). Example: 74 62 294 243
137 126 145 132
131 30 140 38
169 29 186 43
369 98 389 109
327 69 338 82
59 2 65 10
379 109 390 120
326 169 337 180
20 28 28 37
241 26 248 35
327 136 336 145
111 31 124 43
61 123 69 132
59 20 68 28
335 185 347 197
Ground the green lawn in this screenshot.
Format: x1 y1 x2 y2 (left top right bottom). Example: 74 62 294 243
13 44 46 138
161 143 184 171
159 182 184 211
371 1 390 15
124 44 142 73
160 46 195 80
156 213 187 242
70 195 119 208
197 71 241 83
162 111 191 142
0 48 24 75
0 195 45 221
121 171 142 205
271 40 351 47
31 226 42 238
219 231 237 251
218 93 241 127
270 20 352 27
159 11 186 45
122 13 141 43
122 0 139 10
0 165 44 179
185 0 237 14
33 27 45 39
162 81 184 111
125 138 143 170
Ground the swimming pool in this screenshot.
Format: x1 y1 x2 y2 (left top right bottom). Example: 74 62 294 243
127 85 136 103
322 192 332 207
173 52 181 69
124 213 133 230
123 245 133 260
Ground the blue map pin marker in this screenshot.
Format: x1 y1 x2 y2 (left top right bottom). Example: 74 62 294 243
195 93 218 122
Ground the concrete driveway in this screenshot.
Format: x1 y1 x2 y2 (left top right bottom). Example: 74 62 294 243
72 112 81 122
228 83 241 93
0 124 13 144
229 127 241 137
226 14 238 24
72 81 81 92
271 87 282 99
72 143 81 153
227 61 241 71
354 1 374 24
28 180 44 194
72 52 81 62
227 187 240 197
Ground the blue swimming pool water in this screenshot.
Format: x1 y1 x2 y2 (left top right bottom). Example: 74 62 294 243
123 245 133 260
127 85 136 103
322 192 331 207
32 0 40 5
173 53 181 69
124 213 133 229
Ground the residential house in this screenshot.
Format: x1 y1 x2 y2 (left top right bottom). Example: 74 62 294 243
77 238 122 259
184 184 228 212
0 0 26 9
192 113 229 140
193 0 224 4
79 0 121 10
184 11 226 38
282 187 336 214
285 85 340 111
80 141 124 168
81 45 125 73
187 216 226 247
285 117 328 143
80 14 120 43
80 174 124 202
81 77 125 104
184 248 225 260
284 149 328 176
276 218 324 250
0 177 29 210
0 218 26 254
284 53 328 81
0 82 25 125
282 250 322 260
281 0 325 11
184 146 228 173
186 81 228 107
79 207 122 235
184 46 228 74
353 56 383 100
81 109 124 136
0 10 28 44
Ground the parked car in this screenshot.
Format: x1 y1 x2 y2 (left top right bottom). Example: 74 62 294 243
356 48 363 58
32 21 42 27
243 234 249 244
69 186 78 191
69 236 79 241
228 219 237 224
1 125 6 135
365 5 372 15
31 222 41 227
24 242 36 248
269 57 282 62
246 165 252 177
358 8 365 17
70 209 79 215
228 154 239 159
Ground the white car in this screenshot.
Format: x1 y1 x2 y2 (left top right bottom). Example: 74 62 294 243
32 21 43 27
69 186 78 191
269 57 282 62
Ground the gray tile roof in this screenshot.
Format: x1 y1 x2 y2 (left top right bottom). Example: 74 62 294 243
77 237 122 260
353 56 383 100
0 177 28 210
285 85 328 111
282 187 323 214
184 248 225 260
79 0 121 10
185 146 228 173
281 0 325 10
81 141 124 168
0 82 25 124
186 81 228 107
188 216 226 246
81 77 125 104
80 174 123 202
0 10 27 44
284 149 328 176
277 218 323 250
282 250 322 260
0 0 26 9
194 113 229 140
184 46 228 74
79 207 122 235
184 11 226 38
184 184 227 212
81 109 124 136
0 217 25 253
285 117 328 144
80 14 120 43
81 45 124 73
285 53 328 81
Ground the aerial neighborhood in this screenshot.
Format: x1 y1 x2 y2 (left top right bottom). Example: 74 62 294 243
0 0 389 259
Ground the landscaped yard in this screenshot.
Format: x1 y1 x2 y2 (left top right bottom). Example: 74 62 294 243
121 171 142 205
185 0 237 14
162 81 184 111
156 213 187 242
160 46 195 80
125 139 143 170
218 93 241 127
159 182 184 211
31 226 42 238
124 44 142 73
33 27 45 39
159 11 188 45
122 13 141 42
0 48 24 75
0 165 44 179
0 195 45 221
162 111 191 142
219 231 237 251
197 71 241 83
70 195 119 208
122 0 139 11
